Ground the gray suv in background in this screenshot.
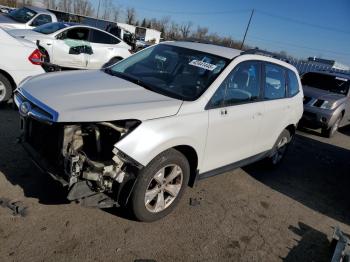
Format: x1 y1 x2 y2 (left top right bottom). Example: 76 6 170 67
301 71 350 137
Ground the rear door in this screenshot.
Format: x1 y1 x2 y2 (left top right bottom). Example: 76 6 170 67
51 27 90 68
257 62 290 152
87 29 121 69
202 61 264 172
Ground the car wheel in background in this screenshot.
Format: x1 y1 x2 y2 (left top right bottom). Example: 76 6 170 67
131 149 190 222
0 74 12 104
322 115 341 138
267 129 291 166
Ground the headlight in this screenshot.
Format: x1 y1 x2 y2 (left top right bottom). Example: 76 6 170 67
320 100 335 110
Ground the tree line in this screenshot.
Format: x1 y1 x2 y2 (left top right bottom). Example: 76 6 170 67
0 0 250 49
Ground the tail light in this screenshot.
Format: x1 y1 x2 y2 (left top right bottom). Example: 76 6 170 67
28 49 43 65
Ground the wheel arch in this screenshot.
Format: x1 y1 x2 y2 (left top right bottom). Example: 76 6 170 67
173 145 198 187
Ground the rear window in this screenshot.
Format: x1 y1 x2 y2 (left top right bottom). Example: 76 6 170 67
8 7 37 23
301 72 350 95
34 22 73 34
90 29 120 44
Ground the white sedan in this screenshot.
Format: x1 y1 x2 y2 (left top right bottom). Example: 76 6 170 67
9 22 132 70
0 28 44 103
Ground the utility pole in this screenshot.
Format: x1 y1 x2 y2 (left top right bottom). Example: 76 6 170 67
240 9 254 50
96 0 101 19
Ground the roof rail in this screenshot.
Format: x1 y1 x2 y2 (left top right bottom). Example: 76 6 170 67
241 48 291 63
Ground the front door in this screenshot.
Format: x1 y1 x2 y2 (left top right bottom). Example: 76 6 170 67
202 61 264 173
52 27 90 69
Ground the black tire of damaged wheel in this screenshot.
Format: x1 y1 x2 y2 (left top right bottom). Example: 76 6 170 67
0 73 12 103
266 129 291 166
321 115 341 138
130 149 190 222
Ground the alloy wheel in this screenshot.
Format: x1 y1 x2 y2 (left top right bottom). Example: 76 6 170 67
144 164 183 213
0 80 6 102
272 136 288 165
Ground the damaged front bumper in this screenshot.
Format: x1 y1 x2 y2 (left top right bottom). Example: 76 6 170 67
15 92 143 209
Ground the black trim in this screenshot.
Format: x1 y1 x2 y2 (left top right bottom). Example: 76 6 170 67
197 150 271 180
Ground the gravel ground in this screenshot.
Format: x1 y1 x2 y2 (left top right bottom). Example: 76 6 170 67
1 105 350 262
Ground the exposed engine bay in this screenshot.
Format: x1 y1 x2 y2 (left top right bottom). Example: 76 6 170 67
20 117 142 208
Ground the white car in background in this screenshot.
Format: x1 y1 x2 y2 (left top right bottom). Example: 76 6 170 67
0 6 57 30
0 28 44 103
9 22 132 69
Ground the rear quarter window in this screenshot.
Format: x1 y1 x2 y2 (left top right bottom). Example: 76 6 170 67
287 70 300 97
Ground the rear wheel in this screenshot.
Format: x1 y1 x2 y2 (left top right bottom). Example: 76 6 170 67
131 149 190 222
0 73 12 104
321 115 341 138
267 129 291 166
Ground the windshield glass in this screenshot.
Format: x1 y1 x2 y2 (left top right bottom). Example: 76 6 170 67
33 22 73 34
8 7 37 23
106 44 229 101
302 72 350 95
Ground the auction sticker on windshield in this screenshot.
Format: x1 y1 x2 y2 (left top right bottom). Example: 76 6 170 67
189 60 217 71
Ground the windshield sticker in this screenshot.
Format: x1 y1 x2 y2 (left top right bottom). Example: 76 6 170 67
335 77 348 82
189 60 217 71
155 55 167 62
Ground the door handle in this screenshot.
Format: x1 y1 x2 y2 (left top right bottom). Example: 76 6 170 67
46 43 52 46
220 108 228 116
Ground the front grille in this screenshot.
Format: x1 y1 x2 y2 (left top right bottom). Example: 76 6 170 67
303 96 312 104
24 118 64 165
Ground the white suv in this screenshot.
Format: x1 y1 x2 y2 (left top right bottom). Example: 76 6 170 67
14 41 303 221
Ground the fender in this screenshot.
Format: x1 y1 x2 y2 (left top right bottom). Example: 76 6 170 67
115 112 208 169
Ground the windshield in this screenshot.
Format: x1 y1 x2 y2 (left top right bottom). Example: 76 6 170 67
8 7 37 23
33 22 73 34
106 44 229 100
302 72 350 95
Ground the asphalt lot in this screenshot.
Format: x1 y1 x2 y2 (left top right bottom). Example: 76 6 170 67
1 105 350 262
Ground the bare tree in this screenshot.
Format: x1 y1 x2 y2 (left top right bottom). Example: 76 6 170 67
193 26 208 39
179 21 193 39
167 22 180 40
57 0 72 13
101 0 112 20
72 0 93 16
111 4 120 22
126 7 136 25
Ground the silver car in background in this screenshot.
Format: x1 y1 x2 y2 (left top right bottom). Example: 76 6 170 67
301 71 350 137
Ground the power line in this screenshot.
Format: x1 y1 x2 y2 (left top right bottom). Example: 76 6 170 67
256 9 350 35
247 35 350 57
133 7 251 15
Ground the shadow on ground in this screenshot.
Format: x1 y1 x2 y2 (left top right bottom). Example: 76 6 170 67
244 134 350 226
0 107 69 205
283 222 332 262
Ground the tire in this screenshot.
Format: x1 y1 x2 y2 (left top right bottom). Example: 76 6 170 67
103 57 122 68
130 149 190 222
321 115 341 138
267 129 291 166
0 73 12 104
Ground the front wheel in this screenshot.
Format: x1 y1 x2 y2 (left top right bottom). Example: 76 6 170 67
130 149 190 222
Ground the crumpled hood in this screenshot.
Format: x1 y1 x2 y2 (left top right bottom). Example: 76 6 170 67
303 85 346 103
19 70 183 122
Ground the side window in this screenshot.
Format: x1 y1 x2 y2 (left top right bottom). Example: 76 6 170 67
264 63 286 100
209 61 261 108
90 29 120 44
61 28 89 41
287 70 300 97
31 14 52 26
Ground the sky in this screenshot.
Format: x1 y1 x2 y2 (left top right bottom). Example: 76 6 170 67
88 0 350 65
